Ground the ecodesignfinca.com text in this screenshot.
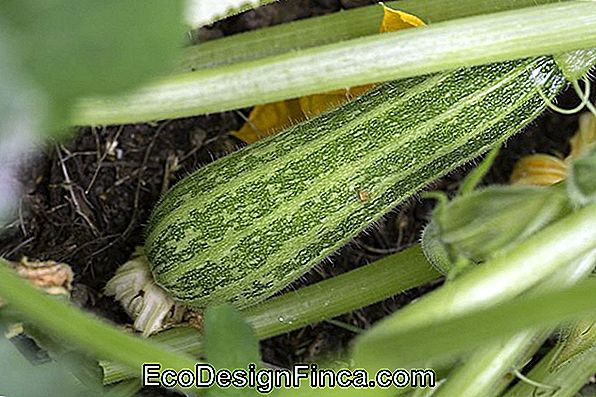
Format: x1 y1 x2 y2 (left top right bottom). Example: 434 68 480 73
143 363 436 393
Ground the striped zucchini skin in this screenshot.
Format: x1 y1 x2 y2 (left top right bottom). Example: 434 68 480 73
146 56 567 308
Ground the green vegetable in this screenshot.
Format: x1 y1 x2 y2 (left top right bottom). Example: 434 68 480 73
145 56 570 309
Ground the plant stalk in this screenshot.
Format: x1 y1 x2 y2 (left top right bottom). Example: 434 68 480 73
180 0 568 72
72 1 596 126
244 245 440 339
431 250 596 397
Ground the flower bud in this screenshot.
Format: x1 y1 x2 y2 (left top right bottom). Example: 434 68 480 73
424 185 571 266
510 153 567 186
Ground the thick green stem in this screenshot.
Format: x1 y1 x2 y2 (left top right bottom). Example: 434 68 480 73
353 203 596 370
101 327 203 384
178 0 569 72
246 277 596 397
244 245 440 339
71 1 596 126
355 278 596 370
431 250 596 397
0 260 199 390
180 0 568 71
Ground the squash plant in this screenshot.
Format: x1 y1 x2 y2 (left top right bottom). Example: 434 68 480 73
107 55 580 336
0 0 596 396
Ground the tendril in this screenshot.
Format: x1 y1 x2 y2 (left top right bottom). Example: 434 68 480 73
539 77 592 115
585 98 596 118
512 368 559 396
572 78 596 118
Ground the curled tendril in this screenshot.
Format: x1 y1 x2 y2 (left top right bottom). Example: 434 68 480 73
585 98 596 118
572 78 596 118
539 77 592 115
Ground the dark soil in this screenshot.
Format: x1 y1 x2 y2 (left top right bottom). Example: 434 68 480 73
1 0 594 395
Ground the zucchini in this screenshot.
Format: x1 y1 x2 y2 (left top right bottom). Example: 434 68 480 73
145 56 570 309
105 53 596 335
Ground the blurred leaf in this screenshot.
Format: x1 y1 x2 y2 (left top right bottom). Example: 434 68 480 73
20 325 110 392
204 304 261 397
0 259 199 388
232 5 425 144
0 0 184 220
0 0 185 124
204 304 261 369
353 278 596 371
0 336 89 396
0 23 44 224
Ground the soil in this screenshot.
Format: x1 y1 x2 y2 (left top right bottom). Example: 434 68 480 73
0 1 595 396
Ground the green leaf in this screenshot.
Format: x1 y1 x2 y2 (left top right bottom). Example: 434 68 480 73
0 336 89 396
204 304 261 370
0 0 185 122
0 23 44 223
0 0 185 217
204 304 261 397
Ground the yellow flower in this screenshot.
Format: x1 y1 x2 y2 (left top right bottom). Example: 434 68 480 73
232 5 426 144
511 112 596 186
